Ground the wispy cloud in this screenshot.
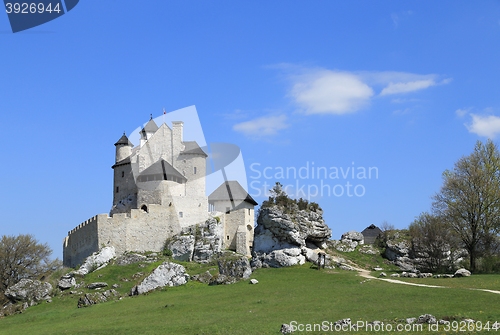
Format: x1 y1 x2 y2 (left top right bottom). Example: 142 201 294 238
289 70 373 115
284 67 450 115
466 113 500 138
380 79 436 95
233 114 289 137
455 108 470 118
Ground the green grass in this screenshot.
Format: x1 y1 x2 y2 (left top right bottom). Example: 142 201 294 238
2 263 500 334
396 274 500 291
329 246 400 272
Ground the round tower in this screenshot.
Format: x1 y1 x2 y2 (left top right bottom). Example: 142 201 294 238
114 132 133 162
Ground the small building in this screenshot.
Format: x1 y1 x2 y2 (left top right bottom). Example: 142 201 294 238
361 224 382 245
208 181 257 256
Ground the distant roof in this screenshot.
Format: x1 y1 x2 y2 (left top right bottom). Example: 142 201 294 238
141 118 159 134
181 141 207 157
114 133 133 146
361 224 382 244
208 181 257 206
139 159 186 181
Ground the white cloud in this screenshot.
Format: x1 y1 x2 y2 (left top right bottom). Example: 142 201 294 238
380 79 436 95
466 114 500 138
233 114 289 137
455 108 470 118
289 70 374 115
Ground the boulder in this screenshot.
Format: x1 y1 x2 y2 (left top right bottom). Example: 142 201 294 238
281 324 293 334
191 271 213 284
130 262 189 295
417 314 437 324
259 248 306 268
77 289 119 308
341 231 364 244
454 268 471 277
4 279 52 307
74 246 116 276
217 252 252 280
87 282 108 289
58 273 76 290
249 279 259 284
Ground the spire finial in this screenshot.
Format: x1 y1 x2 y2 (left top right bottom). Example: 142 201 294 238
150 114 153 120
123 131 126 136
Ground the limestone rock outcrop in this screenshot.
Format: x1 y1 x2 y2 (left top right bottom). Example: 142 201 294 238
329 231 365 252
4 279 52 307
252 205 331 268
77 289 120 308
130 262 189 295
166 218 223 263
74 246 116 276
58 273 76 290
210 252 252 285
115 253 147 266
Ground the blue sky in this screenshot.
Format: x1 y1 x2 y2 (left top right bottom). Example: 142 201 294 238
1 1 500 259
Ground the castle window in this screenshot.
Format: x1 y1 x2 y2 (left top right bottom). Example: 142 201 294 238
179 211 183 218
116 186 119 193
226 235 230 240
226 207 230 214
194 167 197 174
248 209 250 215
141 205 148 212
121 171 125 178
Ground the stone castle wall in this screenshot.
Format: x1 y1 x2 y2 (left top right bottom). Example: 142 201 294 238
63 203 210 268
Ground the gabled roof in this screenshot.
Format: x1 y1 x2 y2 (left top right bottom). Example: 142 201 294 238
181 141 208 157
208 181 258 206
138 159 186 182
114 133 133 146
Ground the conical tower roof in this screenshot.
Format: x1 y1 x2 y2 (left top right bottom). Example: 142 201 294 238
114 133 133 146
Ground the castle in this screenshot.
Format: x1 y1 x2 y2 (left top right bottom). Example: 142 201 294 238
63 116 257 268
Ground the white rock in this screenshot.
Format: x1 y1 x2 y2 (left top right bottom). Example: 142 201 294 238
74 246 116 276
249 279 259 284
454 268 471 277
131 262 188 295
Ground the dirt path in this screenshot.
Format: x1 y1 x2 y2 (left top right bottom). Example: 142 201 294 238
331 256 500 295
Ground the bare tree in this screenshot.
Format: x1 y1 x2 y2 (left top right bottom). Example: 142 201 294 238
409 212 460 272
0 234 60 303
433 140 500 272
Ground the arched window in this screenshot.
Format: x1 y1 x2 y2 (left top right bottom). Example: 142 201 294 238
141 205 148 212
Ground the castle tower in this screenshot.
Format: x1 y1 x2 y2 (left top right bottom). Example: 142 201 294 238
111 132 136 213
114 132 133 163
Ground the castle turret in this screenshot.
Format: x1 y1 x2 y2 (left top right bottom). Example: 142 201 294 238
114 132 133 163
140 115 159 146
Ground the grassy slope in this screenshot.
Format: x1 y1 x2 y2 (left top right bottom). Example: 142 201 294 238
1 261 500 335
